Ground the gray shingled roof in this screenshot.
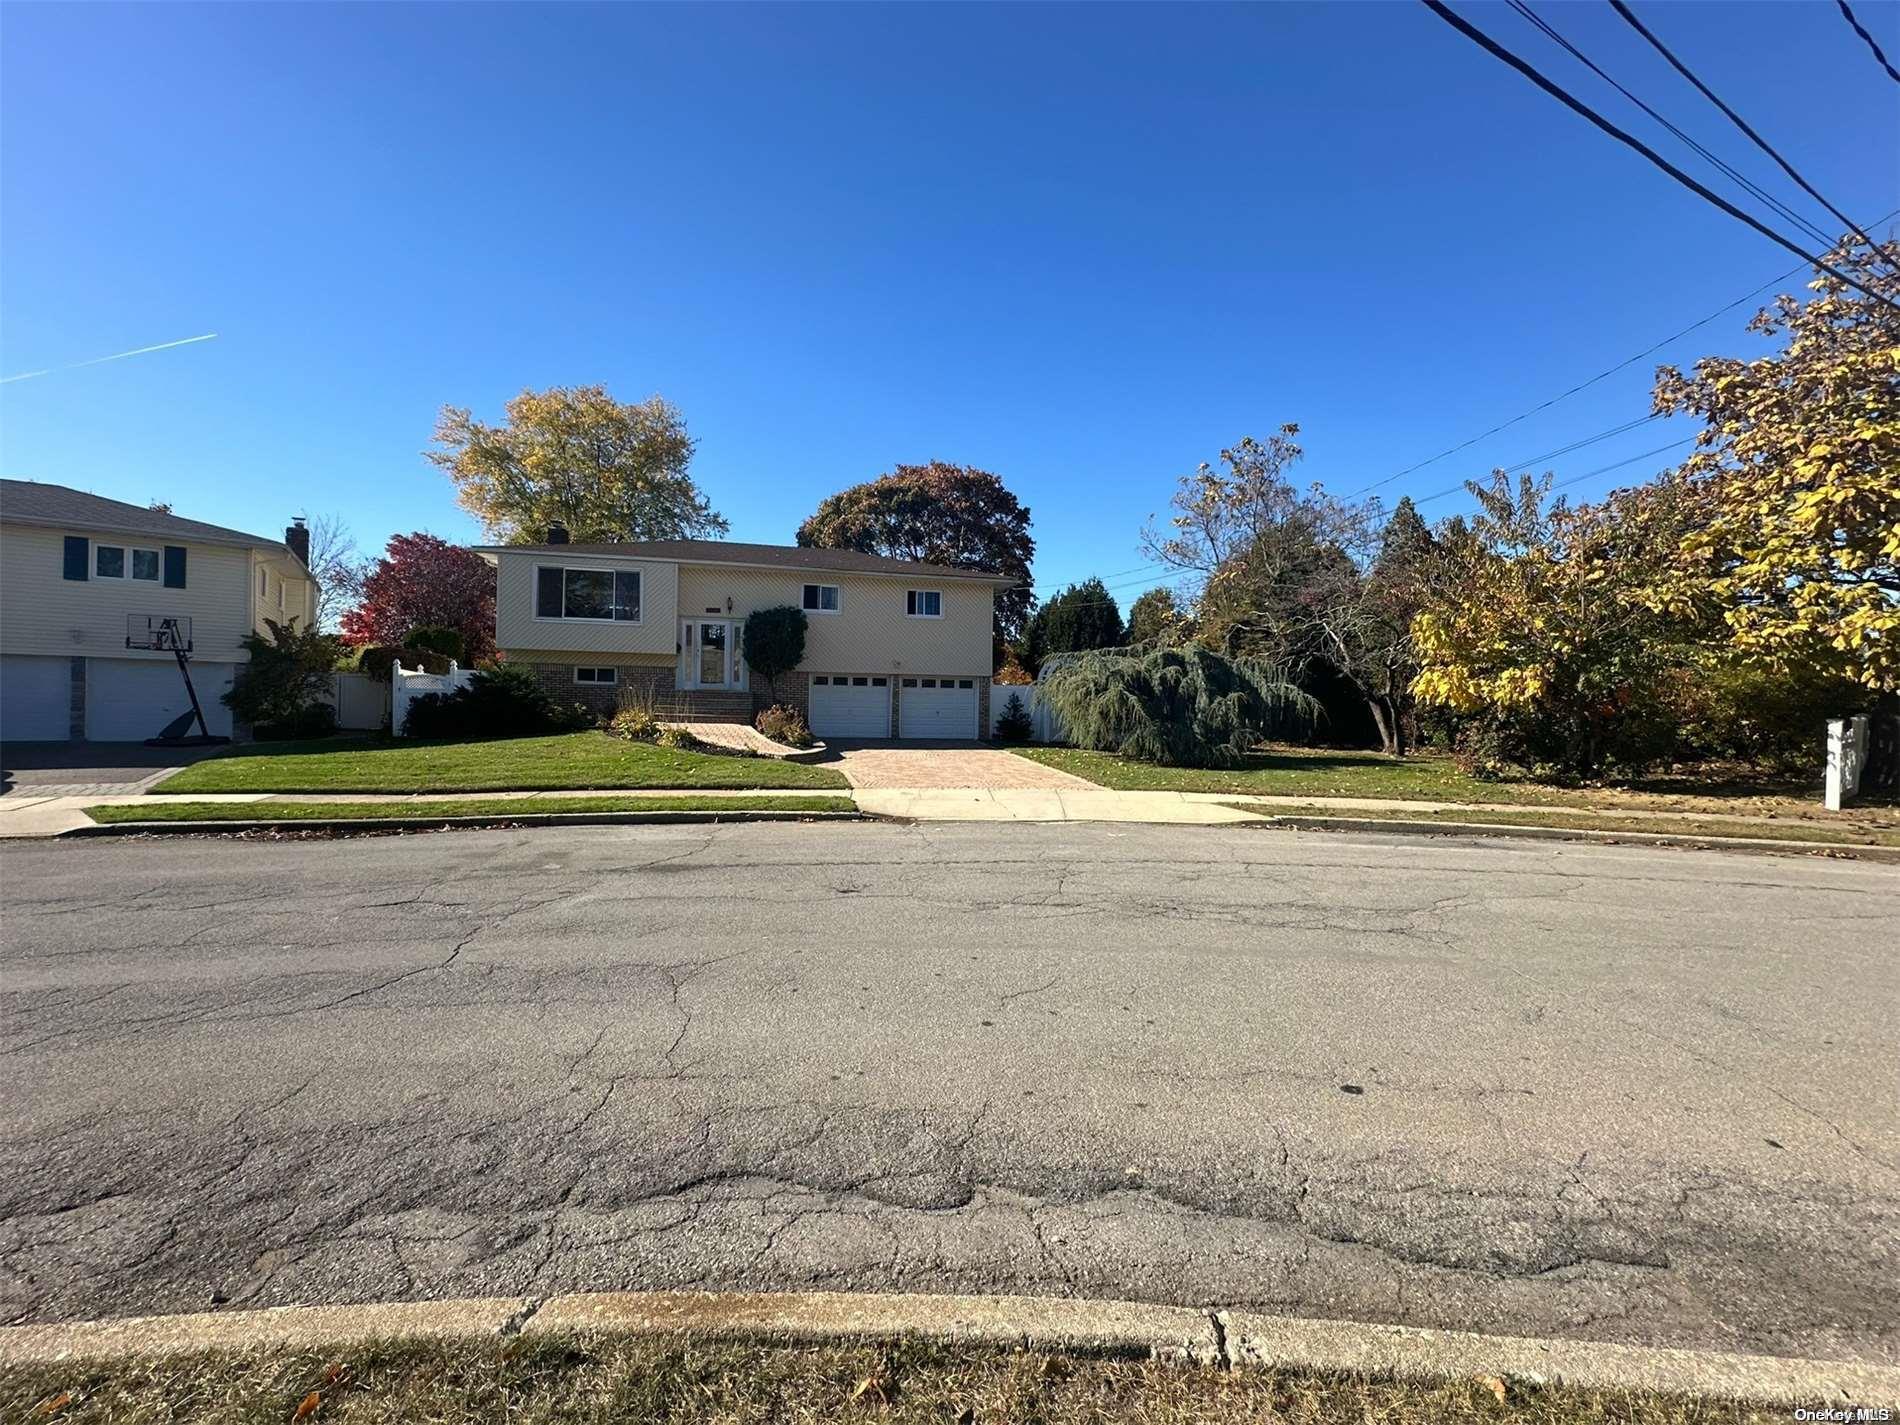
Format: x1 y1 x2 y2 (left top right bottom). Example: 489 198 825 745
0 479 288 551
485 538 1015 582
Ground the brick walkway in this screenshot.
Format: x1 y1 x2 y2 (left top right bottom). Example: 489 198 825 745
818 742 1097 790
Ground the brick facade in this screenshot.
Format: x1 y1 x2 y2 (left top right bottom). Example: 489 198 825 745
519 660 672 719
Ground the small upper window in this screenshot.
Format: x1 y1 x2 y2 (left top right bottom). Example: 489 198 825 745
131 549 160 582
906 589 943 618
259 568 269 597
96 546 125 579
802 583 841 614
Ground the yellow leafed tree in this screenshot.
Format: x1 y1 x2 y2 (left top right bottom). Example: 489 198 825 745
1651 239 1899 691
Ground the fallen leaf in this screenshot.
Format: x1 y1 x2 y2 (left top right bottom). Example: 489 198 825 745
850 1372 889 1405
292 1390 322 1420
320 1363 349 1387
34 1392 72 1417
1476 1374 1508 1404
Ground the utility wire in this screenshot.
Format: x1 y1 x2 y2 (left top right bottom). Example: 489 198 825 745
1419 0 1900 313
1610 0 1890 255
1509 0 1834 250
1838 0 1900 85
1343 202 1900 502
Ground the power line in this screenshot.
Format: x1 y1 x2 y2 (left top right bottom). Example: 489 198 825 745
1837 0 1900 86
1508 1 1834 250
1343 202 1900 502
1419 0 1900 314
1610 0 1890 256
1406 434 1695 514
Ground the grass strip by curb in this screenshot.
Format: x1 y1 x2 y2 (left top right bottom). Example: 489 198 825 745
1231 809 1900 866
86 795 857 825
1229 802 1900 850
0 1332 1809 1425
4 1290 1892 1413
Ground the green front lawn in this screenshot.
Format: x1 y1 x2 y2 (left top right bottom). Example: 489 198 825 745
151 734 848 794
89 794 857 824
1011 744 1892 825
1012 745 1528 801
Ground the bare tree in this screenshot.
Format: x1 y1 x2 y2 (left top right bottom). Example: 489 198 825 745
305 513 364 630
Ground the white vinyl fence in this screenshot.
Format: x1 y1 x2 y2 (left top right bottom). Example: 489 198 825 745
330 671 391 731
1825 715 1871 810
393 661 476 736
989 681 1064 742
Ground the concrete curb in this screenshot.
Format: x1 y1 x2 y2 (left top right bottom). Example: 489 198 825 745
59 809 873 838
2 1290 1894 1408
1254 814 1900 862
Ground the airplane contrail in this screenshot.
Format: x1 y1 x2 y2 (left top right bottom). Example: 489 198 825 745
0 332 220 385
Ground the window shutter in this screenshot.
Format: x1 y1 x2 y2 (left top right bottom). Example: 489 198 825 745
63 536 89 580
536 566 563 618
162 545 187 588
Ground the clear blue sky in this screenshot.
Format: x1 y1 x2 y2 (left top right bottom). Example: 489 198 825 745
3 1 1894 610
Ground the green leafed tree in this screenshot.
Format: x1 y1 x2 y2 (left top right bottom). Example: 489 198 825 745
430 385 728 544
1022 577 1124 669
1124 587 1184 646
797 462 1035 644
1037 646 1314 768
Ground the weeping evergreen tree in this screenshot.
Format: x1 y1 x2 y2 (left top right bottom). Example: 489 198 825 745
1038 646 1314 767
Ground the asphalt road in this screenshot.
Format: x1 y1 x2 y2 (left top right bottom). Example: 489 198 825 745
1 822 1894 1364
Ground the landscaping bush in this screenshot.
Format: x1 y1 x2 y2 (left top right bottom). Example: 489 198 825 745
656 725 707 752
403 625 466 663
743 606 808 703
253 702 340 742
993 691 1034 742
1037 647 1314 768
606 683 661 742
402 663 592 739
225 618 342 733
755 704 815 748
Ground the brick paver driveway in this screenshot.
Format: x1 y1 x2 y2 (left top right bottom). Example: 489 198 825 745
819 741 1098 789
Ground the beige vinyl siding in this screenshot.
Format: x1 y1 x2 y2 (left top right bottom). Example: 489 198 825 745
677 566 994 677
0 523 256 663
492 550 679 656
250 551 316 636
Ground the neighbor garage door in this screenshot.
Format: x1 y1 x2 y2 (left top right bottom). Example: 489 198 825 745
808 675 890 738
85 658 236 741
899 677 979 739
1 655 72 741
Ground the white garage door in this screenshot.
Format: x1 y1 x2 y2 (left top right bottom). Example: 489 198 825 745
899 677 979 739
808 675 890 738
1 655 72 741
86 658 235 741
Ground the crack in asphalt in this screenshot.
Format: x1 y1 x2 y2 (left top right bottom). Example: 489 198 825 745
0 823 1893 1362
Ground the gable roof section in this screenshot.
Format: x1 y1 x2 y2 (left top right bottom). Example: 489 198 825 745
483 538 1016 583
0 479 288 553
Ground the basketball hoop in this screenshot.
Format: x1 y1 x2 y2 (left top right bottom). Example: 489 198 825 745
126 614 193 652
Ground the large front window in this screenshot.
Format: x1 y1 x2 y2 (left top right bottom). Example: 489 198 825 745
536 565 641 622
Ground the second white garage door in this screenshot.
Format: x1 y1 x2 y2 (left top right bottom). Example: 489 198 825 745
899 678 979 739
86 657 236 741
808 675 891 738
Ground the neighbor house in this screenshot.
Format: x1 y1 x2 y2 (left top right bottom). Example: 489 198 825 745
478 532 1016 739
0 480 316 741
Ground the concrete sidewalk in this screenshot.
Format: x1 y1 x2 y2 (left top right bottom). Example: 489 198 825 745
4 783 1885 838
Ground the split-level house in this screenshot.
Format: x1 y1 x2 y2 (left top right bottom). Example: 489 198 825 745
0 480 316 741
478 531 1014 739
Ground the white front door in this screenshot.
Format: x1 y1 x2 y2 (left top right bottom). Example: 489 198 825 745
681 620 735 689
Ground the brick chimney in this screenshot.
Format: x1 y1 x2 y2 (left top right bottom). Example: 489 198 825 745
286 517 310 566
546 521 570 545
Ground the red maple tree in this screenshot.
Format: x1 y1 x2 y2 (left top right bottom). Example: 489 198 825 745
339 532 496 661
